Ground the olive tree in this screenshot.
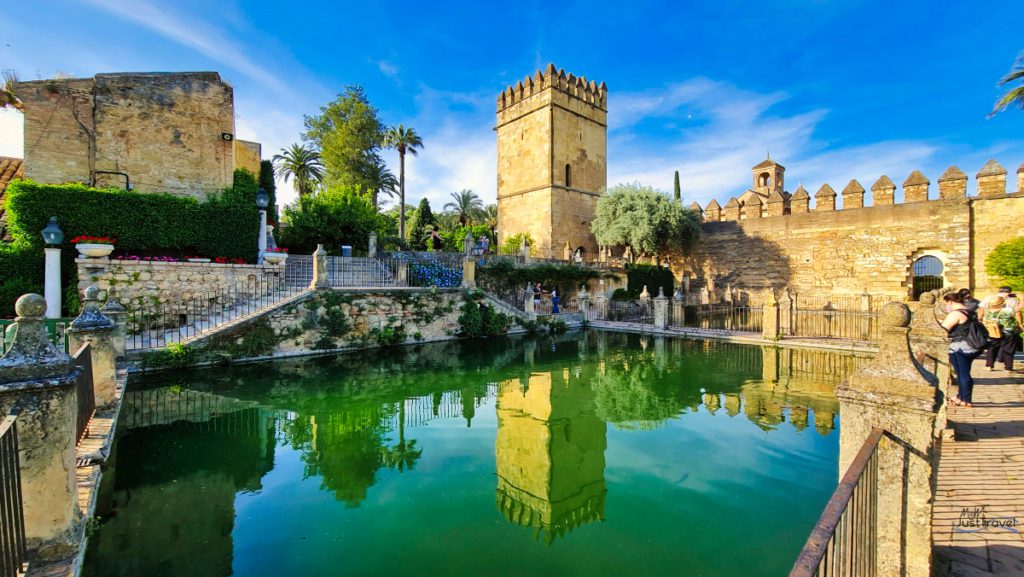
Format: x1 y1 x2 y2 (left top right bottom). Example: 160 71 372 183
591 182 700 261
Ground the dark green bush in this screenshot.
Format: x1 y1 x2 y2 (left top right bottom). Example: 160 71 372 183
1 172 260 316
477 260 603 297
458 292 510 337
625 264 674 298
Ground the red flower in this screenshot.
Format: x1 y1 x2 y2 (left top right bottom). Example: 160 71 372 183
71 235 116 245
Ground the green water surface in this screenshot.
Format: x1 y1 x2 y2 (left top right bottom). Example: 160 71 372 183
83 331 855 577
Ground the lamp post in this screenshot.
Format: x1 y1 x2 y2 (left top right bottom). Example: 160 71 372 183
256 188 269 264
41 216 64 318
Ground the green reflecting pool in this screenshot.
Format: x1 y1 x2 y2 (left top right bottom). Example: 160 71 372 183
83 331 857 577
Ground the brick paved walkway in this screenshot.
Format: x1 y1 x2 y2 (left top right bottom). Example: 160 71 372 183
933 360 1024 577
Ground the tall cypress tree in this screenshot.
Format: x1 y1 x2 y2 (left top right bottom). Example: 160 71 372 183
673 170 681 203
259 160 278 222
408 198 437 250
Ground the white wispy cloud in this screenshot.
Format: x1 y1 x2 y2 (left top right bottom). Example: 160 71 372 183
80 0 293 97
607 79 945 207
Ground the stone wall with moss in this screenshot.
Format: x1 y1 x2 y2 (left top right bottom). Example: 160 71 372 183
78 258 282 310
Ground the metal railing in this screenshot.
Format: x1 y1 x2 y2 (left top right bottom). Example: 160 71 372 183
789 427 881 577
72 343 96 445
675 302 763 333
127 271 306 350
788 295 888 342
596 300 653 324
0 410 27 577
0 318 74 355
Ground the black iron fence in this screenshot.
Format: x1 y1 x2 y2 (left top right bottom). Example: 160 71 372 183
0 410 27 577
788 294 888 342
789 427 881 577
72 343 96 445
285 255 401 288
675 302 763 333
596 300 653 324
127 271 305 350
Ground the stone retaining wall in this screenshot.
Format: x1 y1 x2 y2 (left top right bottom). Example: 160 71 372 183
77 259 283 309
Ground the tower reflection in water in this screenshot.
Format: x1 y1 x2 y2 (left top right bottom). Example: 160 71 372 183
495 367 607 544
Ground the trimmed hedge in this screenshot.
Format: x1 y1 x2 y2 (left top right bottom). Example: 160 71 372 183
478 260 604 297
625 264 674 298
1 172 260 315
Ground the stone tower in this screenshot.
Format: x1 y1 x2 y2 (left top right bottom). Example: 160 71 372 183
496 64 607 258
751 156 785 198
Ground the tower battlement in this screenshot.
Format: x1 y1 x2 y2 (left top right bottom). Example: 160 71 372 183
497 63 608 113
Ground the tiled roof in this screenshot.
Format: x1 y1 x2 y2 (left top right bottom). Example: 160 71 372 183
0 157 25 242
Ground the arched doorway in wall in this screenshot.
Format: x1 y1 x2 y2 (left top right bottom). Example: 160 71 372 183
911 254 945 298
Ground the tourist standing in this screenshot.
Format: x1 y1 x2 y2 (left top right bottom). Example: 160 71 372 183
533 283 542 308
942 291 981 407
983 295 1020 371
551 288 560 314
479 235 490 255
958 288 981 312
430 226 443 252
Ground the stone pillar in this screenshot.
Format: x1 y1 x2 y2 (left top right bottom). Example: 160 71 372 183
44 247 61 319
257 208 268 263
761 290 780 340
653 287 669 329
683 274 690 294
311 244 330 289
871 176 896 206
464 231 474 256
639 285 651 315
834 303 940 577
521 240 532 264
1018 162 1024 193
368 231 377 258
909 291 952 391
976 160 1007 198
461 257 476 289
523 284 535 316
779 288 793 336
937 166 967 199
672 288 685 327
563 241 572 261
578 285 590 318
66 286 116 407
396 261 409 287
100 287 127 362
0 294 81 558
594 286 608 321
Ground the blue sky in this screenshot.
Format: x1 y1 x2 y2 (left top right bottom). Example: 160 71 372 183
1 0 1022 209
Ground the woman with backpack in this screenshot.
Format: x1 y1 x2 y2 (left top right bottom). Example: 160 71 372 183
942 291 986 407
983 295 1019 371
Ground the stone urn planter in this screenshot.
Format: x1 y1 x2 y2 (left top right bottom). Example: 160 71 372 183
264 253 288 265
72 236 116 258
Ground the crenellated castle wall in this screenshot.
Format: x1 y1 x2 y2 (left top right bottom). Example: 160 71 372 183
685 160 1024 300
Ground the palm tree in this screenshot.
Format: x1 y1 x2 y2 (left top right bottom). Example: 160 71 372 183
380 402 422 473
444 189 485 226
272 143 324 197
1 70 23 111
364 160 399 207
483 203 498 237
383 125 424 239
992 53 1024 116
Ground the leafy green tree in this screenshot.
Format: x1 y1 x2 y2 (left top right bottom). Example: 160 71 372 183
986 236 1024 288
383 124 424 239
259 160 278 222
304 85 386 191
364 160 398 208
991 53 1024 116
501 232 534 256
278 185 384 254
272 143 324 197
408 198 437 250
444 189 484 226
591 182 700 261
673 170 681 202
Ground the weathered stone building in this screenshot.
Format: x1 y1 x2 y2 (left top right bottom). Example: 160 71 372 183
14 72 261 200
496 64 607 258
